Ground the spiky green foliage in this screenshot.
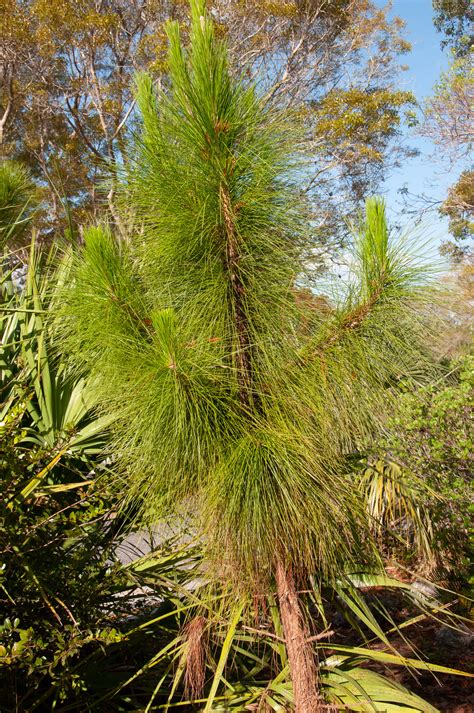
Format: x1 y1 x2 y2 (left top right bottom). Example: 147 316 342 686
357 458 436 563
0 161 37 249
1 240 108 459
59 0 440 591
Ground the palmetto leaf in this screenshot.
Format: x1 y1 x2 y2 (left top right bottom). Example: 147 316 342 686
204 603 244 712
358 458 437 561
322 666 439 712
323 645 474 678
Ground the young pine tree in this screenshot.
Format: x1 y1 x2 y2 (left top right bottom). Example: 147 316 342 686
60 2 440 708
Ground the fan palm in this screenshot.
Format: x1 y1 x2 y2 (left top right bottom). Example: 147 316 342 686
59 2 442 708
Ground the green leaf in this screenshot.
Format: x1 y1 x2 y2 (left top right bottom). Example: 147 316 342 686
204 603 244 712
323 644 474 678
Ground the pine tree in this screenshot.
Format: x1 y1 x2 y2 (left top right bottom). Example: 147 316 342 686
60 2 440 708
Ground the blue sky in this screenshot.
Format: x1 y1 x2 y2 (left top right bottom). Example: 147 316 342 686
376 0 454 244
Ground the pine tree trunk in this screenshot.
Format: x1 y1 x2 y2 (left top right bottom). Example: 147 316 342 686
275 559 324 712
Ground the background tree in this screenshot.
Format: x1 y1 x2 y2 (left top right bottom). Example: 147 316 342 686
420 58 473 164
419 56 473 258
438 255 473 354
60 3 444 708
432 0 474 56
1 0 415 244
412 2 474 258
440 169 473 253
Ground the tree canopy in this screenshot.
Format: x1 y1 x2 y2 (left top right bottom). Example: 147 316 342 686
433 0 474 55
0 0 415 243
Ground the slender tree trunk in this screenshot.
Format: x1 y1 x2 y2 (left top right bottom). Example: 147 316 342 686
275 558 324 712
220 128 322 713
220 183 253 408
0 66 14 148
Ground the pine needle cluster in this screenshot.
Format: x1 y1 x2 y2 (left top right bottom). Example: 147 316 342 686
0 161 37 249
59 0 441 591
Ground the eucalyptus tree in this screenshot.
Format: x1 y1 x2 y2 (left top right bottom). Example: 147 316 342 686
60 2 440 709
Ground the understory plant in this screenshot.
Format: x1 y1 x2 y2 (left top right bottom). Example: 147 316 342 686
0 241 206 712
369 355 473 581
0 239 109 456
57 2 470 709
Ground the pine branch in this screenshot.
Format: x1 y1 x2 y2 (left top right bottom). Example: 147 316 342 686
301 281 385 361
300 198 435 366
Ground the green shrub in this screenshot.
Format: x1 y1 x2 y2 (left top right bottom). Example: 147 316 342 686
381 355 473 579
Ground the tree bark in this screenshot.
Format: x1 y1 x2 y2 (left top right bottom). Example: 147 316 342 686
275 559 324 712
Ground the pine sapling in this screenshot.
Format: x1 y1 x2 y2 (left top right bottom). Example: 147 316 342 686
60 3 441 708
